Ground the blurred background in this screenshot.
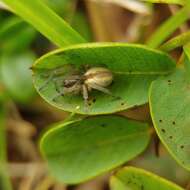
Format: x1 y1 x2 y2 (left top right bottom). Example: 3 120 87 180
0 0 190 189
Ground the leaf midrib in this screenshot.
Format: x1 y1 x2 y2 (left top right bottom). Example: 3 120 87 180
44 130 149 156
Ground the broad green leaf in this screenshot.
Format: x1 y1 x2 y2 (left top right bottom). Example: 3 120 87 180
140 0 184 5
0 104 12 190
32 43 175 115
146 6 190 48
40 115 150 184
2 0 85 47
160 31 190 52
149 68 190 170
0 52 36 103
0 16 36 53
110 167 183 190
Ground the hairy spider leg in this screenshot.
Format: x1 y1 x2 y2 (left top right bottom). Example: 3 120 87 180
52 78 65 101
39 73 54 91
87 82 121 100
38 66 74 91
82 84 90 112
52 77 83 102
82 84 89 105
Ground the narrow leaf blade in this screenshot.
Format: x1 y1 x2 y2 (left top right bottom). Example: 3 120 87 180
146 6 190 48
2 0 86 47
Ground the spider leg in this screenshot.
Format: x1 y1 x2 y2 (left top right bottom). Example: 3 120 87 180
52 79 64 101
82 84 89 109
54 79 63 94
38 69 63 91
38 65 77 91
52 93 64 102
39 73 54 91
88 83 121 100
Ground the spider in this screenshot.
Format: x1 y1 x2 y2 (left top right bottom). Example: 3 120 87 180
38 65 118 106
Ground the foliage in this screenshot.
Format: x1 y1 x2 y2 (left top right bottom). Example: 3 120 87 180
110 167 183 190
41 116 150 183
1 0 190 189
32 43 175 115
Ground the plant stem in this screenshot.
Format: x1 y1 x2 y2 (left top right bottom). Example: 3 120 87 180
160 31 190 52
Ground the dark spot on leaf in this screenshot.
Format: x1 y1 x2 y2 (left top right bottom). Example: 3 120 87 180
92 98 96 103
180 145 184 149
159 119 162 123
88 103 92 106
169 136 173 139
121 102 125 106
168 80 172 85
101 123 106 128
161 128 166 133
172 121 176 125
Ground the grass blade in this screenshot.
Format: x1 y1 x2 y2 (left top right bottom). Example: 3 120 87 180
2 0 86 47
160 31 190 52
146 6 190 48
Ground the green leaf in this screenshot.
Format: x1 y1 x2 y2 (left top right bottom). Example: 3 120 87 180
110 167 183 190
40 115 150 184
2 0 86 47
0 52 36 103
146 6 190 48
0 16 36 53
149 68 190 171
32 43 175 115
139 0 185 5
160 31 190 52
130 146 190 184
43 0 75 20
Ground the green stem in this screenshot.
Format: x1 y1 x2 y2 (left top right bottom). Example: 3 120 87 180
2 0 86 47
146 6 190 48
159 31 190 52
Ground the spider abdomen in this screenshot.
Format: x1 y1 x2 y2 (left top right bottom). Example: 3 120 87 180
84 67 113 87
